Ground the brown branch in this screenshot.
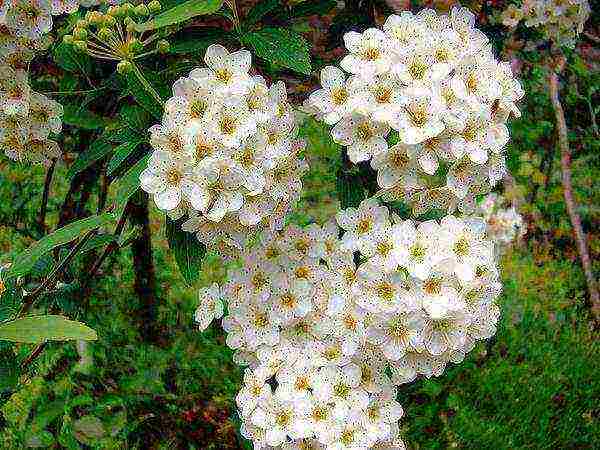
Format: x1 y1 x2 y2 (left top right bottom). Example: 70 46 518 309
549 62 600 323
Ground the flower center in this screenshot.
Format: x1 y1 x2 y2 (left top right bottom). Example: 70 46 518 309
376 281 395 301
219 116 237 135
189 99 207 118
376 241 392 256
357 218 372 234
423 278 442 295
374 86 392 103
406 103 428 128
280 293 297 309
356 122 374 141
166 169 182 185
331 87 349 105
215 68 232 83
333 382 351 399
275 410 292 427
453 237 470 256
409 59 427 80
363 47 380 61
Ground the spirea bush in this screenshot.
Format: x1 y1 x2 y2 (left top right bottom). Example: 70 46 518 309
2 0 591 448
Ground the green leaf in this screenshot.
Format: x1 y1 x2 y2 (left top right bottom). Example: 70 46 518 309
242 27 311 75
73 416 105 445
67 137 113 179
113 155 150 218
0 315 98 343
62 103 109 130
118 104 152 131
80 234 116 254
107 139 144 176
124 71 164 120
53 43 91 74
169 28 231 54
336 168 365 209
6 214 115 279
287 0 336 17
166 216 206 286
135 0 224 32
244 0 280 26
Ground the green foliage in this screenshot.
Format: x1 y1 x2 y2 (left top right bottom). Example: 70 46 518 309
0 315 97 343
5 214 115 279
135 0 224 32
242 27 312 75
67 135 113 179
166 216 207 286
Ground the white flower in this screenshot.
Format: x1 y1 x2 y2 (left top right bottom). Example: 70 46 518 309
393 87 445 145
195 283 224 331
309 66 359 125
332 113 389 163
392 220 441 281
370 143 420 190
337 198 390 252
236 369 273 418
365 312 424 361
341 28 393 78
193 44 252 94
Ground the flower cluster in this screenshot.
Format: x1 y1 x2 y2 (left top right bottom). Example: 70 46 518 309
502 0 591 47
477 193 525 249
0 0 64 164
305 7 524 215
195 198 502 449
140 44 308 254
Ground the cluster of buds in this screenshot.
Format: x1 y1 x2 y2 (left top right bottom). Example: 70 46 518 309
195 199 502 449
502 0 591 47
62 1 169 69
305 7 524 216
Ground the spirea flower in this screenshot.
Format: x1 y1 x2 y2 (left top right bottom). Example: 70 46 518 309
140 44 308 253
305 7 524 215
195 199 501 449
477 193 525 250
503 0 591 48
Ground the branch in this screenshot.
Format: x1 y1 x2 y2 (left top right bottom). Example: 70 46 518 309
549 62 600 323
38 158 57 234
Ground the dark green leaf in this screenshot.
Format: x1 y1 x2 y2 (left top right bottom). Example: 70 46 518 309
169 28 232 54
166 216 206 286
242 27 311 75
72 416 106 445
62 103 109 130
107 139 144 176
135 0 224 32
53 43 91 74
336 167 365 209
6 214 115 279
124 72 164 120
113 155 150 218
244 0 280 26
0 315 98 343
67 137 113 179
0 346 18 392
118 104 152 131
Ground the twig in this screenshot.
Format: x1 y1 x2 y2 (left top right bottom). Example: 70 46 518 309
583 32 600 45
18 231 96 317
549 60 600 323
87 205 130 278
20 342 47 370
38 159 56 233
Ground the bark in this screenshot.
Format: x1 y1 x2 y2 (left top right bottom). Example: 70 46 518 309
129 191 160 341
549 66 600 323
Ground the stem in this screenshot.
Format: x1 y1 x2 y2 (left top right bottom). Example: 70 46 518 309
131 62 165 107
87 206 130 278
129 192 159 342
38 159 56 234
20 342 47 370
18 231 96 317
549 62 600 323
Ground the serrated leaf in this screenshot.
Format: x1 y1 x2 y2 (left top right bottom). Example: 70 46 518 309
113 155 150 218
135 0 224 32
62 103 109 130
107 139 144 176
0 315 98 343
166 216 206 286
67 137 113 179
242 27 311 75
244 0 280 26
6 214 115 279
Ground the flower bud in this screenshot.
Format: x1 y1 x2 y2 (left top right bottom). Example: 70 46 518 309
73 40 88 53
134 4 150 16
62 34 74 45
121 3 134 15
98 27 114 41
73 27 88 41
129 38 144 54
103 15 116 27
76 19 88 29
157 39 170 54
148 0 161 13
117 60 133 75
126 20 138 33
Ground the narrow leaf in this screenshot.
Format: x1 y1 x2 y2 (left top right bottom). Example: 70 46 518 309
6 214 115 279
67 138 113 179
242 27 311 75
124 71 164 120
135 0 223 32
113 155 150 218
166 216 206 286
107 140 143 176
0 315 97 343
62 104 109 130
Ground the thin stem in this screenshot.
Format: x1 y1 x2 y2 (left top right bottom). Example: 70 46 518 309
18 231 96 317
88 206 130 278
38 159 56 233
20 342 47 370
549 59 600 323
133 49 159 60
131 62 165 107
